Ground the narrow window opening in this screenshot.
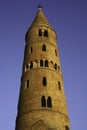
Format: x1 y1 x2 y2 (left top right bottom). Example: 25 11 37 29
38 29 48 37
43 77 47 86
41 96 46 107
47 96 52 108
30 47 33 53
54 63 57 70
55 49 57 56
42 44 46 51
30 62 33 69
38 29 42 36
25 80 29 90
58 81 61 90
44 30 48 37
45 60 48 67
40 60 43 67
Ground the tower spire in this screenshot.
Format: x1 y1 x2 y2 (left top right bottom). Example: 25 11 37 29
38 4 42 10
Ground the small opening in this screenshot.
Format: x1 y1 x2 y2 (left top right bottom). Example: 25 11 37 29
54 63 57 70
38 29 42 36
44 30 48 37
38 29 48 37
58 81 61 90
43 77 47 86
45 60 48 67
30 47 33 53
65 126 69 130
41 96 46 107
40 60 43 67
30 62 33 69
47 96 52 108
25 80 29 90
55 49 57 56
42 44 46 51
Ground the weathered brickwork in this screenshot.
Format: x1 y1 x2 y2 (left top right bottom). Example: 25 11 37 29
15 8 70 130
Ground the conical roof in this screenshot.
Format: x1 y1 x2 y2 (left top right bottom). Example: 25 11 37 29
31 8 50 27
25 8 54 42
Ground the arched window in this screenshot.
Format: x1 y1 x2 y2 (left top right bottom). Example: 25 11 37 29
41 96 46 107
38 29 48 37
40 60 43 67
38 29 42 36
45 60 48 67
42 44 46 51
25 80 29 90
58 81 61 90
47 96 52 108
43 77 47 86
30 62 33 69
44 30 48 37
54 63 57 70
55 49 57 56
65 126 69 130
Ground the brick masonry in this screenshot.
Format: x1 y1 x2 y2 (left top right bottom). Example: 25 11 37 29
15 8 70 130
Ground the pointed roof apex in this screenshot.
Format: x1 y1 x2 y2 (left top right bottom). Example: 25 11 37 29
38 5 42 10
30 7 50 27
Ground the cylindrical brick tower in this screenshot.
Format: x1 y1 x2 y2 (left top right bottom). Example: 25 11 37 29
15 7 70 130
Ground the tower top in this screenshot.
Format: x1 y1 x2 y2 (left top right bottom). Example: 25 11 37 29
30 7 50 28
38 5 42 10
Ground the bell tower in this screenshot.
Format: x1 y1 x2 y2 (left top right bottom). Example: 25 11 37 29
15 7 70 130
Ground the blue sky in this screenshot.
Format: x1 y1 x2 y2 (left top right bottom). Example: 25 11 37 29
0 0 87 130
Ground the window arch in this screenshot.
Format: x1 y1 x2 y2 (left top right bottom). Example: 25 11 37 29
25 80 29 90
45 60 48 67
38 29 42 36
42 44 46 51
30 62 33 69
43 77 47 86
55 49 57 56
41 96 46 107
54 63 57 70
58 81 61 90
38 29 48 37
47 96 52 108
44 30 48 37
40 60 43 67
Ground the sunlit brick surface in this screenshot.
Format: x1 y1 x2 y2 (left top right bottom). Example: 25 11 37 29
15 8 70 130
